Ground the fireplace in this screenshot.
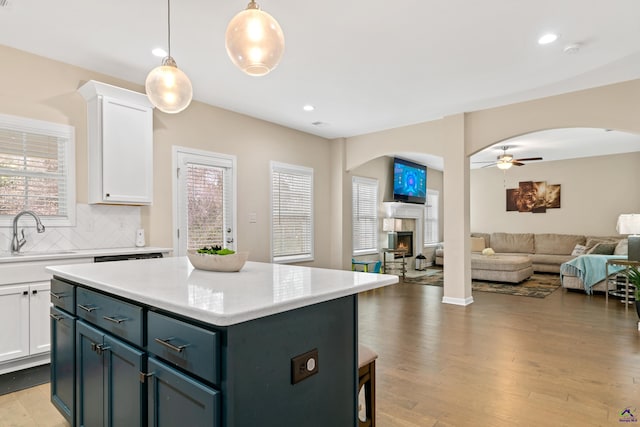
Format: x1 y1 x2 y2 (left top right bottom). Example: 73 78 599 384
395 231 413 258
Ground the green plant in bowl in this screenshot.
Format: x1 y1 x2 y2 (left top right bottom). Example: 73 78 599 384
197 245 236 255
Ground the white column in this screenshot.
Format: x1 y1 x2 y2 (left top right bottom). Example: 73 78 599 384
442 114 473 305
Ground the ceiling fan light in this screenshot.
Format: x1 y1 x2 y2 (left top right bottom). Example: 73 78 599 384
225 1 285 76
497 160 513 170
145 56 193 113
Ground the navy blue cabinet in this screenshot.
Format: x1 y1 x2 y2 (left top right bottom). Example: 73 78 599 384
50 306 75 425
76 321 145 427
147 357 220 427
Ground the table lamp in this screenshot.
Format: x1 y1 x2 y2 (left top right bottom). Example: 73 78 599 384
616 214 640 261
383 218 402 249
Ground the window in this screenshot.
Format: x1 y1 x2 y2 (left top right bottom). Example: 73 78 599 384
352 176 378 255
174 147 236 256
424 189 439 245
271 162 313 263
0 113 75 226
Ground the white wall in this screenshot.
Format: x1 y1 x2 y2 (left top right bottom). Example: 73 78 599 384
470 152 640 235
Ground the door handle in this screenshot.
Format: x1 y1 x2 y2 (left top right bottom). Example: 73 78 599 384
50 313 64 321
78 304 98 313
103 315 128 324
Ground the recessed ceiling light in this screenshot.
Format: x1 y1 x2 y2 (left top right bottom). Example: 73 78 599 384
152 48 167 57
303 105 315 112
538 33 558 45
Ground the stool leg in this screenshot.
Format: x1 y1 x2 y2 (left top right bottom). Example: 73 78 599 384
358 361 376 427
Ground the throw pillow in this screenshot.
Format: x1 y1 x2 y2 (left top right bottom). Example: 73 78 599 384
614 239 628 256
571 244 587 256
470 236 486 252
587 242 617 255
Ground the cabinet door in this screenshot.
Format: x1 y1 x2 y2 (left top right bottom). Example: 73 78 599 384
104 334 145 427
101 96 153 204
77 321 105 427
0 284 29 362
147 358 220 427
30 282 51 355
50 306 75 426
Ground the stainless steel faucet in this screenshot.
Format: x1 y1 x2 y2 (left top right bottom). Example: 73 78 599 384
11 210 46 253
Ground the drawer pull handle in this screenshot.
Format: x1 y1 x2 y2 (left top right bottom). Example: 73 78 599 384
50 292 63 300
154 337 188 353
78 304 98 313
103 315 128 324
49 313 64 321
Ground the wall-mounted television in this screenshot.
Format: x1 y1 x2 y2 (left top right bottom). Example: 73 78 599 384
393 157 427 204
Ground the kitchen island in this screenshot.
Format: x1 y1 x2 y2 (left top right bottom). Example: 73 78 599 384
47 257 397 427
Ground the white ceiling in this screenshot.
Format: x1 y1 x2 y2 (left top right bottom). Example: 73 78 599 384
1 0 640 163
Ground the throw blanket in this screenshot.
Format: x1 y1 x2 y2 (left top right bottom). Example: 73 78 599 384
560 255 625 294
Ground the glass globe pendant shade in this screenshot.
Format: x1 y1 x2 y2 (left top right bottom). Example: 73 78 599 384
145 56 193 113
496 160 513 170
225 1 285 76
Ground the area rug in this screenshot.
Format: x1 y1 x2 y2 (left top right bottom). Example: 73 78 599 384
403 269 561 298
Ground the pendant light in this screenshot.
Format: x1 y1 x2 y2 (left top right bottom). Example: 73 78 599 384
225 0 285 76
145 0 193 113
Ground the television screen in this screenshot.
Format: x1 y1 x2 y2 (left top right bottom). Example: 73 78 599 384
393 158 427 204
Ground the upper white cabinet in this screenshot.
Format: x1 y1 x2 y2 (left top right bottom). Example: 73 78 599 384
79 80 154 205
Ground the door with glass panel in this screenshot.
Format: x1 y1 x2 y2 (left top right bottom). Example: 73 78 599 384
175 149 236 256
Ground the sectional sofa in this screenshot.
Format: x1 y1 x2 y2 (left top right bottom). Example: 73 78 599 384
435 232 625 274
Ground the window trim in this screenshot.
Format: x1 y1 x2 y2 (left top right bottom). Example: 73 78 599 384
352 176 379 256
0 113 76 227
270 161 314 264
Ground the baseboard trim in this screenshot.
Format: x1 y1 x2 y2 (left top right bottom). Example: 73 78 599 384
442 296 474 306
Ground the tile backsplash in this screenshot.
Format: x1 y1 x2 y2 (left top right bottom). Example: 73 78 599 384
0 204 141 252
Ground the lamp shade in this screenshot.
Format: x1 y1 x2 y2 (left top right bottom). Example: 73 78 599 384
616 214 640 235
225 1 285 76
145 56 193 114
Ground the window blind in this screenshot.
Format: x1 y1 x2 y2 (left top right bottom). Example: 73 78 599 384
185 163 227 250
424 190 439 244
271 162 314 263
0 114 74 223
352 176 378 255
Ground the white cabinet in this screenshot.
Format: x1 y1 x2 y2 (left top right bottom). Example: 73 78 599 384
0 282 50 363
79 80 154 205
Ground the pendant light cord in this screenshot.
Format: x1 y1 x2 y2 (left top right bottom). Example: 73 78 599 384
167 0 171 57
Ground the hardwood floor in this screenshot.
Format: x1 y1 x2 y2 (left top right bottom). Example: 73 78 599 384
0 383 67 427
358 279 640 426
2 279 639 426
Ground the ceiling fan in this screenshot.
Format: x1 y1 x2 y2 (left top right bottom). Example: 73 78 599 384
476 146 543 169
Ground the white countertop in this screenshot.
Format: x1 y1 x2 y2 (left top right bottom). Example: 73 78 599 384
46 257 398 326
0 247 172 264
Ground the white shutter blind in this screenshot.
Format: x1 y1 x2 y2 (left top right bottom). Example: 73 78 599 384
271 162 314 263
186 164 226 250
0 114 74 223
424 190 439 244
352 176 378 255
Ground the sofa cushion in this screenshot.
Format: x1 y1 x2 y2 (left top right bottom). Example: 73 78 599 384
490 232 534 254
571 244 587 256
534 233 585 255
585 236 620 249
530 253 575 265
587 242 617 255
471 232 491 248
614 239 628 255
470 237 486 252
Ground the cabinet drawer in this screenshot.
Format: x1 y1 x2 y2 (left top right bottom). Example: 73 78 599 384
147 311 219 385
76 288 143 346
50 279 75 313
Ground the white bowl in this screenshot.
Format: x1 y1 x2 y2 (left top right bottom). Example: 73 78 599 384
187 250 249 272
